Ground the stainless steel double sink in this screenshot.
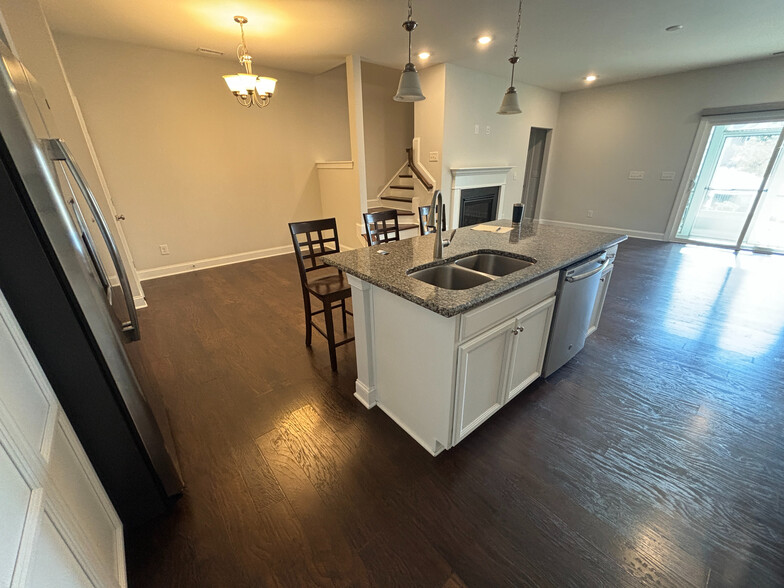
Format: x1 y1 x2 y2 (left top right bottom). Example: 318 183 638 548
407 252 536 290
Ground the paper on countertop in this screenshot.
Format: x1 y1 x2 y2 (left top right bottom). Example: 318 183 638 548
470 224 513 233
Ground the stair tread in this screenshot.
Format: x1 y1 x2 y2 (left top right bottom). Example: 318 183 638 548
380 195 414 203
368 207 415 216
398 223 418 231
390 185 414 190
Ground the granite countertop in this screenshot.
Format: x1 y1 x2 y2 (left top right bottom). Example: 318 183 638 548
323 220 627 317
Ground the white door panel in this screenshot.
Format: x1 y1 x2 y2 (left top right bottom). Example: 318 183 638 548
26 513 94 588
0 443 30 587
0 313 55 454
0 289 125 588
48 420 121 578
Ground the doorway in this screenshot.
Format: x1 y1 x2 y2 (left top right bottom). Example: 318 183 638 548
669 113 784 253
521 128 551 220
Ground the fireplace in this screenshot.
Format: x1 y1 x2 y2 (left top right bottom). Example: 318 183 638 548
459 186 500 227
449 166 514 229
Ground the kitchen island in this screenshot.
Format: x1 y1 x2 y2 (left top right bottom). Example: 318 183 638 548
324 220 626 455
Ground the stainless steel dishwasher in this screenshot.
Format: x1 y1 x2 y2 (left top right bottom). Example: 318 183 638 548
542 252 609 377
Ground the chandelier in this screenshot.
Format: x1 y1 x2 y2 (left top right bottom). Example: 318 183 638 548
223 16 277 108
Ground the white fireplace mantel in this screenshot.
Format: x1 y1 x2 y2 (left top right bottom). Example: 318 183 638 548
449 166 515 226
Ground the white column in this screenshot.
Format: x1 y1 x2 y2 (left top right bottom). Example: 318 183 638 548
347 275 377 408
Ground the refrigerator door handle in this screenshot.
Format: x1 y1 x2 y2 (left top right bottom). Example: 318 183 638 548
67 192 112 295
43 138 140 341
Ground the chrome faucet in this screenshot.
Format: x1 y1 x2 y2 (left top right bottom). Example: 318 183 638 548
426 190 456 259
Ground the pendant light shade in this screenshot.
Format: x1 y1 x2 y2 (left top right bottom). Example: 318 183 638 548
394 63 425 102
497 86 521 115
498 0 524 116
393 0 426 102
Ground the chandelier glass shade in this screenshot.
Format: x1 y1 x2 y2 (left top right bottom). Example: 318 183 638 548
223 16 277 108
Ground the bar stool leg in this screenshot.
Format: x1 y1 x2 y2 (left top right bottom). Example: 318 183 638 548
341 299 348 332
323 299 338 371
303 289 313 347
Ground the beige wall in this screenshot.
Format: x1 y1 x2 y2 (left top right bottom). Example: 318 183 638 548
361 61 414 199
542 57 784 236
313 64 351 162
54 33 352 273
441 64 561 223
415 64 447 190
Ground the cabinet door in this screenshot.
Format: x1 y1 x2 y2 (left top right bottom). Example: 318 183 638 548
453 318 514 444
587 265 614 337
0 291 125 588
506 296 556 401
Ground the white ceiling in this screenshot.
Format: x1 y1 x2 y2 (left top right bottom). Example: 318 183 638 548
40 0 784 92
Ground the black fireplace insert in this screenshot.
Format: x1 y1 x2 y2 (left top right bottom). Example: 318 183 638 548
459 186 500 227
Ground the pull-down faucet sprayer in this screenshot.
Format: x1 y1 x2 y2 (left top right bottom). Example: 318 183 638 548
426 190 455 259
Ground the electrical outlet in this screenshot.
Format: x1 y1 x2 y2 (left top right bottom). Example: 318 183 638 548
159 244 170 255
429 151 439 162
628 170 645 180
587 210 594 218
660 171 676 181
485 125 491 135
474 124 480 135
513 172 519 181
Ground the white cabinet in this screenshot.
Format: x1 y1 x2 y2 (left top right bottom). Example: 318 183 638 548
454 319 513 443
505 297 556 402
451 276 558 446
0 290 126 588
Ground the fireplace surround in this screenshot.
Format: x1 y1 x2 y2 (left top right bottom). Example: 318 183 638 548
449 166 514 227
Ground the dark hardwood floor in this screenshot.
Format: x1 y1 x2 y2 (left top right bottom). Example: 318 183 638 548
125 238 784 587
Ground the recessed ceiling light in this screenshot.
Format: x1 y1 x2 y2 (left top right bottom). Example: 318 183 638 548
665 25 683 32
477 36 493 45
418 51 431 59
584 74 598 82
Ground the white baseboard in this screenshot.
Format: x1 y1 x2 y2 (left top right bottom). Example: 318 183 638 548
354 379 377 408
137 244 294 282
537 218 666 241
107 275 148 308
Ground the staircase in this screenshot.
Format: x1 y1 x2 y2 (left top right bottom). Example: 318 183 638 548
367 167 422 239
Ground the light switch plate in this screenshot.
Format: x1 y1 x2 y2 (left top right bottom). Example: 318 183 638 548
628 170 645 180
485 125 491 135
429 151 439 162
660 171 676 181
474 124 480 135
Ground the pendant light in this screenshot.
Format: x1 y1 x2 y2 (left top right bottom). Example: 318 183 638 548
393 0 426 102
223 16 277 108
498 0 523 115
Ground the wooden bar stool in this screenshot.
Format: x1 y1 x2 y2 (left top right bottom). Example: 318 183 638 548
363 209 400 246
418 204 446 236
288 218 353 371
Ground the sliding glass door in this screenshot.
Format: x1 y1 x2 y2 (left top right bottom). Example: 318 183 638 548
672 115 784 253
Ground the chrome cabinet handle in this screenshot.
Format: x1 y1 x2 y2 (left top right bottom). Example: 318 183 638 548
45 138 140 341
512 326 525 335
115 214 126 221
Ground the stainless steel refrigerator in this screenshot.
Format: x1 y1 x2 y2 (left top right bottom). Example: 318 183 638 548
0 40 183 525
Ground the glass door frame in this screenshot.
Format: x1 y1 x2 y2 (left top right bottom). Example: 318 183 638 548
665 110 784 253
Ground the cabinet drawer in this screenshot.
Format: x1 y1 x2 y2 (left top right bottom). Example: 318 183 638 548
459 273 558 342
